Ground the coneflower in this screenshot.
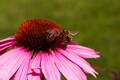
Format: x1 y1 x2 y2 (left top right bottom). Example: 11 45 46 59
0 19 100 80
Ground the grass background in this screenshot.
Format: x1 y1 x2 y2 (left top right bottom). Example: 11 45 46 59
0 0 120 80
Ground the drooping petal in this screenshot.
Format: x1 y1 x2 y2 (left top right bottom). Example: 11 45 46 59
28 73 42 80
58 48 97 77
0 48 29 80
0 36 15 44
67 44 100 58
0 37 15 54
28 52 42 80
0 55 22 80
0 42 13 48
0 48 21 66
30 52 41 69
53 50 87 80
14 49 32 80
0 44 13 54
41 52 60 80
28 69 42 80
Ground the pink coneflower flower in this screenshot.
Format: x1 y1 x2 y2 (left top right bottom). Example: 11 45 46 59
0 19 100 80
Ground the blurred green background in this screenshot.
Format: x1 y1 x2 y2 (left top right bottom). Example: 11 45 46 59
0 0 120 80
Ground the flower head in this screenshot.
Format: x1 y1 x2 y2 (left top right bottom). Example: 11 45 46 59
0 19 100 80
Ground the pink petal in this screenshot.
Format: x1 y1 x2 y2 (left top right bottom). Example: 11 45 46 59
0 57 20 79
30 52 41 69
0 39 15 54
14 50 32 80
0 41 13 48
67 44 100 58
53 51 87 80
58 48 97 77
28 73 42 80
0 48 28 80
0 36 15 44
0 44 13 54
0 42 14 54
41 52 60 80
0 48 23 66
28 52 42 80
28 68 42 80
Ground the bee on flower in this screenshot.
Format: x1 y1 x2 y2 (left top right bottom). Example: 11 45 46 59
0 19 100 80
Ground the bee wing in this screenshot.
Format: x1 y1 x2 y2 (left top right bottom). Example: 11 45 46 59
46 29 60 42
